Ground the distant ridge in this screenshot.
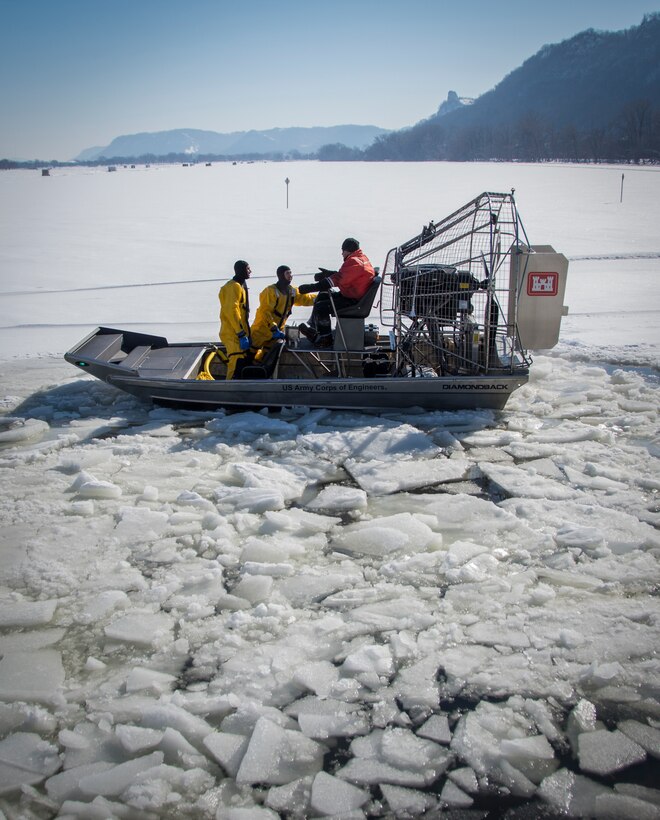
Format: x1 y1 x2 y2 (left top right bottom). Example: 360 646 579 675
76 125 389 162
364 13 660 162
8 14 658 166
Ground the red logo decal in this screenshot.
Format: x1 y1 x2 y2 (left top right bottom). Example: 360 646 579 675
527 272 558 296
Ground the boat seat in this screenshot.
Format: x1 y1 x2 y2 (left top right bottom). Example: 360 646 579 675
117 345 151 370
131 346 207 379
332 276 382 351
238 339 285 380
333 276 382 319
77 332 124 362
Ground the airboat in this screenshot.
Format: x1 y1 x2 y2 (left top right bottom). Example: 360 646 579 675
64 192 568 412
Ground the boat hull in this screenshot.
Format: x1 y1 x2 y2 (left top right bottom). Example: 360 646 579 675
65 327 528 413
109 371 525 412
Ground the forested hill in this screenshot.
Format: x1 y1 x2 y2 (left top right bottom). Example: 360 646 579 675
355 13 660 163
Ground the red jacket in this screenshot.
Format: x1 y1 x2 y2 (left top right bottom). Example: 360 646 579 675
330 249 375 300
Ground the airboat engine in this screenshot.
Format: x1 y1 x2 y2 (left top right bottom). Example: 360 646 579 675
379 191 569 378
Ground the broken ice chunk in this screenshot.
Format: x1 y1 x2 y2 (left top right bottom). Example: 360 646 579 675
466 621 531 649
228 461 307 501
77 479 122 499
293 661 339 698
0 650 65 704
381 783 438 815
45 761 115 803
614 782 660 807
417 714 451 745
305 485 368 514
214 487 285 513
440 778 474 807
310 771 368 815
330 513 435 557
78 751 164 796
58 796 132 818
265 776 313 815
346 727 450 785
500 734 555 760
139 701 216 748
67 499 95 516
580 661 626 687
617 719 660 758
232 574 273 604
0 599 57 628
0 628 65 655
443 540 488 567
115 724 164 754
0 418 49 445
480 462 578 500
114 507 169 544
203 731 250 777
286 696 369 741
539 763 608 813
345 456 470 496
236 717 326 785
594 792 660 820
447 766 479 793
125 667 177 695
299 712 369 741
342 644 393 678
221 807 281 819
578 729 646 775
567 699 597 755
156 726 209 770
336 757 436 788
104 611 174 647
0 732 60 796
75 590 129 624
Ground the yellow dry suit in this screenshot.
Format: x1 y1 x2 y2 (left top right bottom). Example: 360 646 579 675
251 284 315 358
219 279 250 379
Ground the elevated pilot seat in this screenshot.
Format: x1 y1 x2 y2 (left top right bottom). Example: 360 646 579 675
330 276 382 351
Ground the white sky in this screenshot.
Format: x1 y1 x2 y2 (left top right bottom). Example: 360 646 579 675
1 0 658 160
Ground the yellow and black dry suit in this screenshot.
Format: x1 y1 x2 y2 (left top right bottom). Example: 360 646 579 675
250 284 315 359
219 279 250 379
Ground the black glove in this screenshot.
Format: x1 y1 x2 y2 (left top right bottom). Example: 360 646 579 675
317 278 332 291
316 267 337 280
298 282 321 295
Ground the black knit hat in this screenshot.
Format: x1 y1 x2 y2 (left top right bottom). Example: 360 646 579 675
341 237 359 253
234 260 249 276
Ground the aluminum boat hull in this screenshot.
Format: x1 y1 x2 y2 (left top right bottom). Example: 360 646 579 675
64 327 528 413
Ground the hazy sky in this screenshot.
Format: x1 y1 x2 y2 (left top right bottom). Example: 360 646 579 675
1 0 657 160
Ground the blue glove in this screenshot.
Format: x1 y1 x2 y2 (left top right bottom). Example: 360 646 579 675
271 327 286 340
237 331 251 351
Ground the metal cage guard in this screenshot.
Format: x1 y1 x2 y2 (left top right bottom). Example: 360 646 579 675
380 191 532 377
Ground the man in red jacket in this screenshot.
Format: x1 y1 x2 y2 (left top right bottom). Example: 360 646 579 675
298 237 375 346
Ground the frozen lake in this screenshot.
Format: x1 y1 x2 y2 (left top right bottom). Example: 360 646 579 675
1 160 658 360
0 162 658 818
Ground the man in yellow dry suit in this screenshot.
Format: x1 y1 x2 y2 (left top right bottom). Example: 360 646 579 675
219 260 252 379
250 265 315 359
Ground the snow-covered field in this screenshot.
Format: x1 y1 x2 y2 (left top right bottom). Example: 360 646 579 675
0 162 658 818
